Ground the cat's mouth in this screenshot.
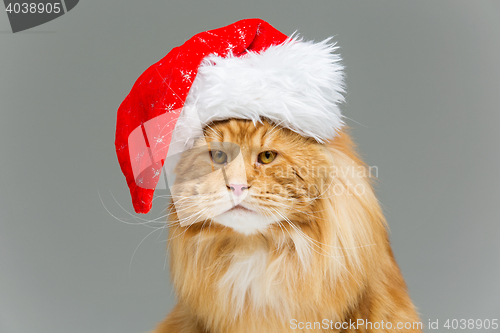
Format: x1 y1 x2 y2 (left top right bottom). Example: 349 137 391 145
228 204 254 213
212 201 276 235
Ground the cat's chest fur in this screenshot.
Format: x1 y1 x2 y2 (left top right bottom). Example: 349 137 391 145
217 249 272 311
214 233 313 317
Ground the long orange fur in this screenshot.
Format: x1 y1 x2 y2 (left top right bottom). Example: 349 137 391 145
154 119 422 333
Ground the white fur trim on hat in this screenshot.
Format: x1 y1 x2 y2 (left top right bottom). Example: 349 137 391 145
173 37 345 152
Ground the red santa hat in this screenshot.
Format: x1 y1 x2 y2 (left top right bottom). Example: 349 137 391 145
115 18 345 214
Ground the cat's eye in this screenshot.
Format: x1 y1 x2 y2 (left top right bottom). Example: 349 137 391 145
210 150 228 164
258 151 277 164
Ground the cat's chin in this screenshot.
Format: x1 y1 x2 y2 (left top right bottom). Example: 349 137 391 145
210 205 276 235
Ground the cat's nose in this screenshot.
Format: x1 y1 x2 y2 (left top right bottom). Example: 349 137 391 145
228 183 249 196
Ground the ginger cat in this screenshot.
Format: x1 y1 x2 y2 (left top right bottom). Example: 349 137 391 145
154 119 421 333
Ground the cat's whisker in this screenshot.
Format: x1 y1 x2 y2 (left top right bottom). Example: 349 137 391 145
164 209 210 272
193 216 214 266
273 208 359 281
263 119 288 140
270 207 322 253
129 224 168 274
99 191 174 230
274 205 376 252
266 200 326 218
261 210 287 254
271 207 340 256
204 123 223 140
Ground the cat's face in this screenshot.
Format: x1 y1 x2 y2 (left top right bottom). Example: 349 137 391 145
169 119 334 235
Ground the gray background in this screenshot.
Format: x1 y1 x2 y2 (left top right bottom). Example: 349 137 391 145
1 1 499 332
